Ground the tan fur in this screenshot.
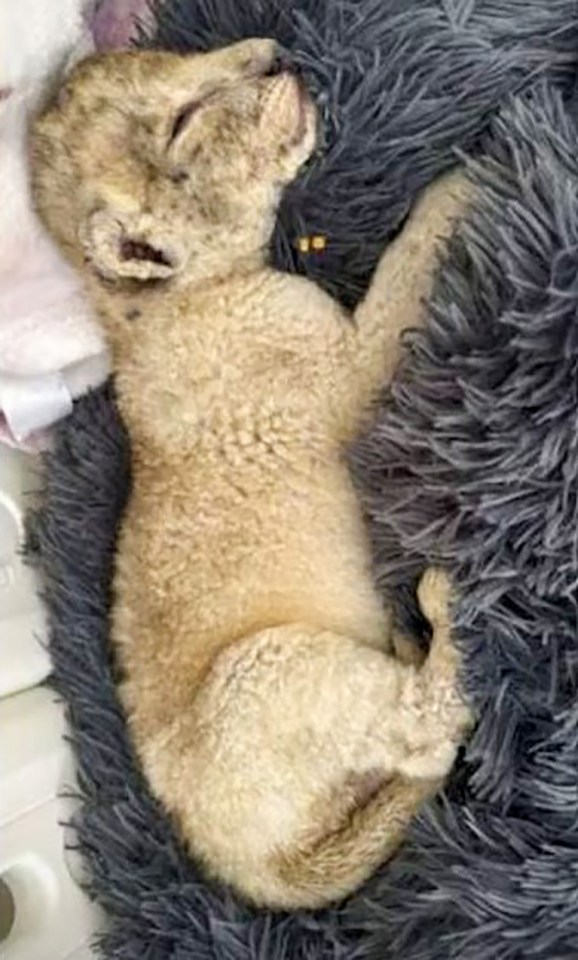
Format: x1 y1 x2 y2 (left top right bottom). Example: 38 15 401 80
31 40 473 909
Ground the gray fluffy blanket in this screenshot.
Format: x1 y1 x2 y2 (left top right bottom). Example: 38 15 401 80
30 1 578 958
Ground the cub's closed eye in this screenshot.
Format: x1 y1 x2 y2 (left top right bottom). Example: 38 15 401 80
169 99 204 146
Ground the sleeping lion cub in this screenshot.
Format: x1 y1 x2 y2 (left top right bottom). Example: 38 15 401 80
31 39 472 909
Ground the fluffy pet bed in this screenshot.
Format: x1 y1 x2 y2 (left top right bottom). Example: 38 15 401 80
30 2 578 958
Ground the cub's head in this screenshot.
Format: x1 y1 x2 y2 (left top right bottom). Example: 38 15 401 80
31 39 317 286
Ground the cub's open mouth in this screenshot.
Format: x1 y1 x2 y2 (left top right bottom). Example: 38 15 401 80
119 238 174 269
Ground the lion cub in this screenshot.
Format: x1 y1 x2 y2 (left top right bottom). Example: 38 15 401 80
31 39 472 909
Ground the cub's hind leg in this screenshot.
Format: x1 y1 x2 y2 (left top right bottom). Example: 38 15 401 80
140 573 470 909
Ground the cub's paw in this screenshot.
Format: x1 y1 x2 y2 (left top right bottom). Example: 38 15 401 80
416 169 473 220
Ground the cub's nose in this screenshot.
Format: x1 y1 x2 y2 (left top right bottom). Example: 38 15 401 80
234 38 293 78
261 49 292 78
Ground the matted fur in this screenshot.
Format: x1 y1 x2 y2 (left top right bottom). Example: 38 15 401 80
28 0 578 957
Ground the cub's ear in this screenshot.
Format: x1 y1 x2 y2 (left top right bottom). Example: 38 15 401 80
81 209 185 282
258 72 317 177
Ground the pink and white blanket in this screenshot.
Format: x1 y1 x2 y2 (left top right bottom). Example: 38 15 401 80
0 0 151 449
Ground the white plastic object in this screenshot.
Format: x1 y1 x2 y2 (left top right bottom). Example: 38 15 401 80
0 686 102 959
0 445 50 697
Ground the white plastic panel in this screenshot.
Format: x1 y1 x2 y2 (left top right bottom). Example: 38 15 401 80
0 446 50 697
0 687 102 959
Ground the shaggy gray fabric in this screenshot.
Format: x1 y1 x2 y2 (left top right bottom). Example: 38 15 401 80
29 1 578 958
348 84 578 959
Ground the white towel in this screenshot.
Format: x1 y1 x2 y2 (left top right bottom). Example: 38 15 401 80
0 0 110 450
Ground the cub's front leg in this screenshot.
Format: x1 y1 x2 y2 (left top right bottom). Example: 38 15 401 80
339 169 473 428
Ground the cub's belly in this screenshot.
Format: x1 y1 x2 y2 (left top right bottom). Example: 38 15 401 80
112 467 389 721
